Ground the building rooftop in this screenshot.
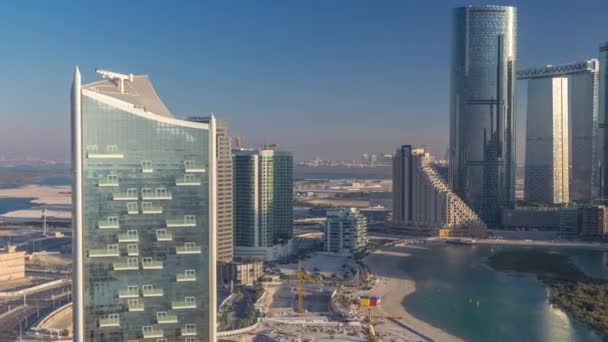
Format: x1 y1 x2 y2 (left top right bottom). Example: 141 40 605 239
83 70 174 118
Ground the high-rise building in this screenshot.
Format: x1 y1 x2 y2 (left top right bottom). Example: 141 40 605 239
233 148 293 260
518 60 600 203
523 77 569 204
392 145 487 237
324 208 368 256
187 117 233 263
450 5 517 226
600 43 608 197
71 68 216 341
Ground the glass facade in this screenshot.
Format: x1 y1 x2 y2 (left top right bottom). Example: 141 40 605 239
524 77 569 204
600 43 608 197
450 5 517 226
74 78 214 341
233 149 293 248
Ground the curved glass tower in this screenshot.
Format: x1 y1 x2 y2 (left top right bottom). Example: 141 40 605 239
449 5 517 226
71 68 217 341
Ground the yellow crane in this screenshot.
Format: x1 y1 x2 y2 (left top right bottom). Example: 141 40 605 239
296 263 318 313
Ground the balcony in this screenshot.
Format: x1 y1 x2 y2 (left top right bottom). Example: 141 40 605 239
181 327 196 336
142 193 173 200
99 316 120 328
175 177 201 186
141 205 162 214
113 260 138 271
157 314 178 324
176 273 196 282
142 288 163 297
176 245 201 255
156 231 173 242
89 248 119 258
98 179 119 187
128 301 145 312
118 289 139 299
127 203 139 215
142 260 163 270
117 232 138 243
113 192 138 201
172 300 196 310
166 218 196 228
97 219 119 229
184 162 206 173
87 152 124 159
142 327 163 339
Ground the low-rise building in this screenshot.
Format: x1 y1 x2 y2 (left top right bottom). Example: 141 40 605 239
218 259 264 286
501 207 561 229
0 245 25 282
581 205 608 237
324 208 368 256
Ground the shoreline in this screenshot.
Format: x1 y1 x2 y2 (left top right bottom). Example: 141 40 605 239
363 244 464 342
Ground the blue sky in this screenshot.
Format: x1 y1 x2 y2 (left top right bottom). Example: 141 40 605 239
0 0 606 161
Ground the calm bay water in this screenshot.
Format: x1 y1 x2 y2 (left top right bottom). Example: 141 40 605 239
402 244 605 342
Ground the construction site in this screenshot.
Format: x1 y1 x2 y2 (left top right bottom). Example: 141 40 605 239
219 250 430 342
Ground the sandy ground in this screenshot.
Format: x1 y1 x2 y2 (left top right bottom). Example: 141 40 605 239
364 244 464 342
278 253 354 277
0 185 70 205
1 209 71 219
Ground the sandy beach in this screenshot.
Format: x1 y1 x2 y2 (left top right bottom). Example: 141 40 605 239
0 184 71 205
364 244 463 342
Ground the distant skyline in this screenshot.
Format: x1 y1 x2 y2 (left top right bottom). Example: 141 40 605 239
0 0 607 161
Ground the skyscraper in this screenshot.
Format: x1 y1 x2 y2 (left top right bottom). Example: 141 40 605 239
71 68 216 341
518 60 599 203
325 208 368 256
187 117 233 263
392 145 487 237
600 42 608 197
450 5 517 226
523 77 569 204
233 148 293 260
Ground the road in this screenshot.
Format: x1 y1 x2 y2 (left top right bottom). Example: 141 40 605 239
0 282 71 340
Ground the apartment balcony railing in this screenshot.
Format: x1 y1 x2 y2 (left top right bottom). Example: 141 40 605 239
181 327 196 336
97 219 119 229
184 162 206 173
89 248 119 258
172 300 196 310
128 302 145 312
112 192 138 201
142 328 163 339
112 260 138 271
176 245 201 255
176 273 196 282
99 316 120 328
142 193 173 200
157 314 178 324
156 232 173 241
141 260 163 270
117 233 138 243
118 289 139 299
142 288 164 297
166 218 196 228
98 179 119 187
141 205 163 214
175 177 201 186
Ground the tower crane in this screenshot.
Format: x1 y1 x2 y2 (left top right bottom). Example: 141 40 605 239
296 263 318 313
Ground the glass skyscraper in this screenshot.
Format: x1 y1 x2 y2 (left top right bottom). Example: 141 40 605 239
233 149 293 249
523 77 569 204
71 68 217 341
518 60 600 203
449 5 517 226
600 42 608 197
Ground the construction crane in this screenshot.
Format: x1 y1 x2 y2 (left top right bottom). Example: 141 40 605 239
296 263 318 313
356 296 401 342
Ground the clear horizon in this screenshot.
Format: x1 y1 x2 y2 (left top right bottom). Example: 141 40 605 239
0 0 607 161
